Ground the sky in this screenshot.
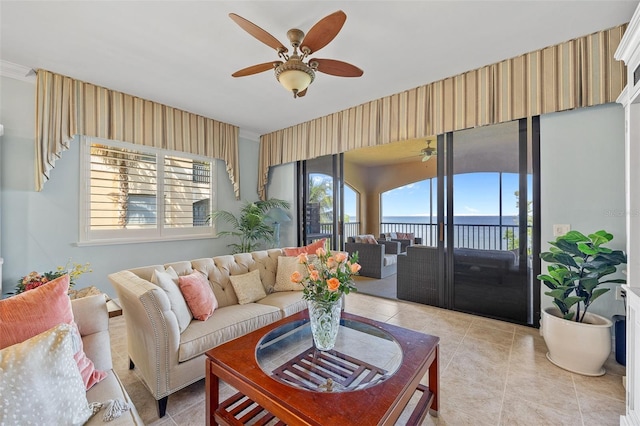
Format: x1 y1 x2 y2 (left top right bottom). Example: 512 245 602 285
345 172 529 219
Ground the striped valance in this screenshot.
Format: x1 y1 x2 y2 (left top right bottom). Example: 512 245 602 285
35 69 240 198
258 24 627 199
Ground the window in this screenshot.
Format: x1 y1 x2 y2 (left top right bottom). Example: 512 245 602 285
80 137 216 244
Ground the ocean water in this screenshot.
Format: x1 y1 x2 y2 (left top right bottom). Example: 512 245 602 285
379 215 522 249
382 215 519 225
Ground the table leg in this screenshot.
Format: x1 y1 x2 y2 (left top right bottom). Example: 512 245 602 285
429 345 439 417
206 360 220 426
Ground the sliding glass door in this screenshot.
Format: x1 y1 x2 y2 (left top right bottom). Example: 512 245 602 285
297 154 344 250
438 118 539 325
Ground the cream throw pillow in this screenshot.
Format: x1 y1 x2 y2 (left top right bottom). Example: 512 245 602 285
274 256 306 292
0 323 94 425
229 269 267 304
151 266 193 332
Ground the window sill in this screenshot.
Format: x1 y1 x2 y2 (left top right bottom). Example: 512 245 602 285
75 233 217 247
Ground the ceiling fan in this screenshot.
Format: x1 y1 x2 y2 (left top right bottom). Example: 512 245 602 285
229 10 364 98
421 139 437 162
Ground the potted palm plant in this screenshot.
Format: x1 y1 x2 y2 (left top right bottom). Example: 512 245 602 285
208 198 291 254
538 229 627 376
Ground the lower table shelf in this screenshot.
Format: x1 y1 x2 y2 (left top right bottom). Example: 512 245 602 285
215 383 434 426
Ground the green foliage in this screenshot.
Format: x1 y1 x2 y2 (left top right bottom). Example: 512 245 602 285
208 198 291 254
504 190 532 254
308 174 333 223
537 230 627 323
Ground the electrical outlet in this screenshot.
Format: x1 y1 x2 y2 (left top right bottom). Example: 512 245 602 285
553 224 571 237
616 285 626 301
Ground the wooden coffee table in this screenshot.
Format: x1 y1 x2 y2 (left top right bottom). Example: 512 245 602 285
205 310 439 425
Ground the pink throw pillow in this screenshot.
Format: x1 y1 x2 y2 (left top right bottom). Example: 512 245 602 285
396 232 414 240
178 271 218 321
0 274 107 389
364 235 378 244
70 322 107 389
283 238 327 256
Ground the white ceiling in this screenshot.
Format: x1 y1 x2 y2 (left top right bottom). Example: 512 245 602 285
1 1 638 138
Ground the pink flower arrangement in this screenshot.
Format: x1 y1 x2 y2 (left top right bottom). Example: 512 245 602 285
16 260 92 294
291 247 360 303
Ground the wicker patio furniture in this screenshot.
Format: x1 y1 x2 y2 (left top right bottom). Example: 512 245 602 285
397 245 441 306
345 237 401 279
380 233 423 252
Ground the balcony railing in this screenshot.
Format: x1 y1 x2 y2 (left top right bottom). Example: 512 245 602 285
380 222 525 251
316 222 361 249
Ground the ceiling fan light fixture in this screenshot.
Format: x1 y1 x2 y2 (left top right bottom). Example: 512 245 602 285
275 59 315 97
421 140 437 162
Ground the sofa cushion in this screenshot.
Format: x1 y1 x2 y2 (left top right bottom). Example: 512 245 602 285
178 303 281 362
283 238 326 256
179 271 218 321
151 266 192 333
229 269 267 304
85 371 140 426
0 274 106 390
383 254 398 266
0 323 93 426
257 291 306 317
274 256 306 292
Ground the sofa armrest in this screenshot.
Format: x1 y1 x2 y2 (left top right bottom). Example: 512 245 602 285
108 270 181 400
71 294 112 372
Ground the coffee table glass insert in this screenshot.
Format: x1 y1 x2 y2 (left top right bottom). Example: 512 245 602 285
256 318 403 393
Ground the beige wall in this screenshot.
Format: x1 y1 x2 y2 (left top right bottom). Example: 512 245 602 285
343 162 368 233
344 149 437 237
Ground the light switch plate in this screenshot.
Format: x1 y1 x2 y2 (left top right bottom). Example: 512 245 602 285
553 224 571 237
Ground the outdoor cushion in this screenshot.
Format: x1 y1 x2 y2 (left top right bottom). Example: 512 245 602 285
354 234 378 244
383 254 398 266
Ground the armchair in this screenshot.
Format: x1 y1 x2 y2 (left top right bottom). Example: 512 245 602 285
345 237 401 279
397 245 441 306
380 233 422 252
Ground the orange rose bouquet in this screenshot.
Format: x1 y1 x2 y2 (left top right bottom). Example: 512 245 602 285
291 247 360 304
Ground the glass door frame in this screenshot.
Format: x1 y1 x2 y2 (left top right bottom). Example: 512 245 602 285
296 154 345 251
436 118 541 326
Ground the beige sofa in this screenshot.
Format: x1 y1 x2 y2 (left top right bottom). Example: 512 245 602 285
73 294 143 425
108 248 306 417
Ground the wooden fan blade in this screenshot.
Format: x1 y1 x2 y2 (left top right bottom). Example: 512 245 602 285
300 10 346 54
229 13 288 53
311 58 364 77
232 61 282 77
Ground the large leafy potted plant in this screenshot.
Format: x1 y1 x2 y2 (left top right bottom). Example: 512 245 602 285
208 198 290 254
538 229 627 376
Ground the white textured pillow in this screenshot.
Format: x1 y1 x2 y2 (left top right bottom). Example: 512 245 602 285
0 323 94 425
229 269 267 304
151 266 192 332
274 256 306 292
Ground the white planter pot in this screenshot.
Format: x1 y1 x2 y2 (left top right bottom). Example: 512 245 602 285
540 306 612 376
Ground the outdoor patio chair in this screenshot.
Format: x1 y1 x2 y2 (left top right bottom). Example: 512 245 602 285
397 245 440 306
379 233 423 252
345 237 401 279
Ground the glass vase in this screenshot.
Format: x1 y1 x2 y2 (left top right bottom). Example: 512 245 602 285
307 298 342 351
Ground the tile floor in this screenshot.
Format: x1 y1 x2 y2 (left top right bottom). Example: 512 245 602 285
108 293 626 425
